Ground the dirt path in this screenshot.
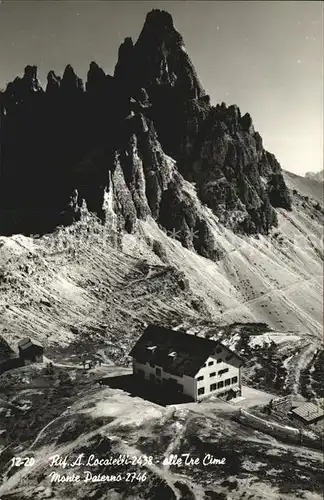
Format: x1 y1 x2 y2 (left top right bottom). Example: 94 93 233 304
221 275 320 315
27 410 70 451
42 356 84 370
162 411 193 472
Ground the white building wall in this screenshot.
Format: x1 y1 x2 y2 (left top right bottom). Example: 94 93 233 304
133 360 196 399
182 374 196 398
195 349 241 400
133 342 241 402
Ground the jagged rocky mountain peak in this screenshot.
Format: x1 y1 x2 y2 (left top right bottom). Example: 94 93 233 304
46 70 61 92
0 8 292 241
116 37 134 65
23 64 38 83
2 66 42 109
88 60 106 77
240 112 254 132
227 104 241 119
8 64 43 96
61 64 84 92
89 60 102 70
62 63 76 77
86 61 106 92
112 8 204 99
121 36 134 49
145 9 174 27
114 40 136 98
138 9 177 41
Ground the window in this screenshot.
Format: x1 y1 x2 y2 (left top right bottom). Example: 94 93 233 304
209 372 216 378
210 383 217 391
225 355 232 362
217 359 222 364
203 363 207 367
149 362 155 368
218 368 229 376
208 361 214 366
225 378 231 386
197 375 204 381
156 367 162 377
232 376 238 384
217 381 224 389
198 387 205 395
215 347 222 354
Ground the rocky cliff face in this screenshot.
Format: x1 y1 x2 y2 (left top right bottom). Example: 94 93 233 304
0 9 291 258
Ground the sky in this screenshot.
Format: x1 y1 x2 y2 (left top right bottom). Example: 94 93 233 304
0 1 322 175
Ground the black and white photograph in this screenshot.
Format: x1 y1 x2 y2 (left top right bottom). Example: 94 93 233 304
0 1 323 498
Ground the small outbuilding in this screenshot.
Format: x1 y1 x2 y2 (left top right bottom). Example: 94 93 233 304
18 338 44 364
291 402 324 425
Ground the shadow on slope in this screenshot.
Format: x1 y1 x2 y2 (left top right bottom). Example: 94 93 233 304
99 374 193 406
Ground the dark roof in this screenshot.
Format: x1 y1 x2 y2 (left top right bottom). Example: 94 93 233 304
129 325 243 377
18 338 43 351
291 403 324 422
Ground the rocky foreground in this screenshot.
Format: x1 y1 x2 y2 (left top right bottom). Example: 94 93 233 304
0 362 323 500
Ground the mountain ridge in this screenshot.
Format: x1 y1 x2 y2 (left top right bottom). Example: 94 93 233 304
0 9 291 248
305 169 324 182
